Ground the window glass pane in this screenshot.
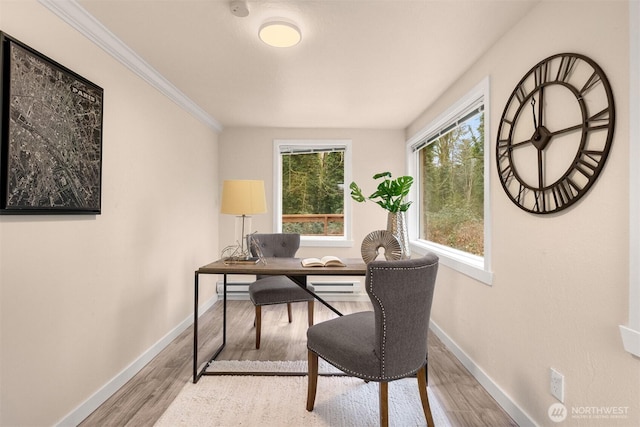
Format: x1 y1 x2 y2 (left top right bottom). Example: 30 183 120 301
419 111 484 256
281 150 345 236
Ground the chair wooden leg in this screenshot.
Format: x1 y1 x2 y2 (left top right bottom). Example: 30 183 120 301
379 382 389 427
417 365 435 427
306 350 319 411
255 306 261 349
287 303 293 323
308 300 314 327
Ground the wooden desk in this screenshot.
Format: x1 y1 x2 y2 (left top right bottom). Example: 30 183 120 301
193 257 367 382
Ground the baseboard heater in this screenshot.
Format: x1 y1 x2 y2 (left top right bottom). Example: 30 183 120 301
216 280 362 300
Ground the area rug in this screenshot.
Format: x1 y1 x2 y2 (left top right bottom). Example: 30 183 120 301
155 361 451 427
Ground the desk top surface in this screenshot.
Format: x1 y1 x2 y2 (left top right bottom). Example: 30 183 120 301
197 257 367 275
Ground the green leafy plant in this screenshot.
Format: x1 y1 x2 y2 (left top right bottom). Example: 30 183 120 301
350 172 413 213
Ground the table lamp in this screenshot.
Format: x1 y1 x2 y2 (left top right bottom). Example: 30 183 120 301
221 179 267 259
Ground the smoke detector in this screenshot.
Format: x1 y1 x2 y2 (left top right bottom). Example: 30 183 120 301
230 0 249 17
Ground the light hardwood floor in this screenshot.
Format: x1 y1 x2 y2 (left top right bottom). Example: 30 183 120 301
80 300 517 426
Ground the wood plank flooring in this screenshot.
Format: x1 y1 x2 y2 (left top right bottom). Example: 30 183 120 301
80 300 517 426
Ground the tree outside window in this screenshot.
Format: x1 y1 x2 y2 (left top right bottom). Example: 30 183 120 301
280 148 345 236
419 111 484 256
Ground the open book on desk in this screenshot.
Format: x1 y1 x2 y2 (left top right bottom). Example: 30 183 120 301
301 255 346 267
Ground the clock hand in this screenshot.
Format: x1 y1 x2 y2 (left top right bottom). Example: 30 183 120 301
530 97 537 129
529 120 582 152
538 86 544 128
549 122 584 137
538 149 545 191
511 139 535 149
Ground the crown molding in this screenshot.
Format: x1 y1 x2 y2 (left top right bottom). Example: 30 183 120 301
38 0 223 132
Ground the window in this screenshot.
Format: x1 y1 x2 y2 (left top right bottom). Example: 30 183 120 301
274 140 352 247
407 78 492 284
418 103 484 255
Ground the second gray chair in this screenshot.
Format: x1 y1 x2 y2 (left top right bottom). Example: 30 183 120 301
306 254 439 427
248 233 314 349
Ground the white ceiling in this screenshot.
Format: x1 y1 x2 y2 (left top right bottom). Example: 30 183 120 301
76 0 538 130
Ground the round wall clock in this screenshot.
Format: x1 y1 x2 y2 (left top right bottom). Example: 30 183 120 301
496 53 615 214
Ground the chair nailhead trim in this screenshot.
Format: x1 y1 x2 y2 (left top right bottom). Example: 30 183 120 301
368 260 438 379
309 258 437 381
307 347 423 381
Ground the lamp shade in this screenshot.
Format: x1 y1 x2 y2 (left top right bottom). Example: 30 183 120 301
220 180 267 215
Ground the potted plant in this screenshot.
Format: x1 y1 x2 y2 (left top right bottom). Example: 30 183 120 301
350 172 413 258
349 172 413 212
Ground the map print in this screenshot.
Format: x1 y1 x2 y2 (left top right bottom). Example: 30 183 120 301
3 40 103 212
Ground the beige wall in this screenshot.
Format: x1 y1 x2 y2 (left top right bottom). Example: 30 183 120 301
408 1 638 426
218 127 405 260
0 2 219 425
2 1 638 426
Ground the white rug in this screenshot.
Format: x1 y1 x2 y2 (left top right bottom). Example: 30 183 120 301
155 361 451 427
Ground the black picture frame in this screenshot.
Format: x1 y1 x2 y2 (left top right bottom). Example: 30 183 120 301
0 32 103 214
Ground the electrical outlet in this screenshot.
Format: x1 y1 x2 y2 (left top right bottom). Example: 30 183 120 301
550 368 565 402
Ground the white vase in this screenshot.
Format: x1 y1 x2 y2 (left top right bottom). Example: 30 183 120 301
386 211 410 259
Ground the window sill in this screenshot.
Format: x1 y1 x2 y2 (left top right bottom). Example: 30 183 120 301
410 240 493 285
300 237 354 248
619 325 640 357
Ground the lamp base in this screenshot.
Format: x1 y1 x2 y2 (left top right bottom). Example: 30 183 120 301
223 256 260 265
234 215 253 251
221 241 257 264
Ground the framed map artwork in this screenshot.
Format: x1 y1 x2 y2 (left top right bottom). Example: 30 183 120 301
0 32 103 214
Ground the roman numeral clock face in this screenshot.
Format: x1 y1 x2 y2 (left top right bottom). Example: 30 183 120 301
496 53 615 214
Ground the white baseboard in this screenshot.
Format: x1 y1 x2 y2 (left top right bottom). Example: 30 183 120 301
222 293 370 302
217 281 369 302
619 324 640 357
429 321 537 427
55 295 218 427
217 280 368 303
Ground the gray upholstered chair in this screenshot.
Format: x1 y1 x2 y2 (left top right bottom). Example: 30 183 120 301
306 254 439 427
248 233 314 349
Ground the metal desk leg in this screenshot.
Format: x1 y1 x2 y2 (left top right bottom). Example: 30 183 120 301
193 272 228 383
222 273 227 349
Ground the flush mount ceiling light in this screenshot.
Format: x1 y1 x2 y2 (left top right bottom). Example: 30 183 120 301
259 21 301 48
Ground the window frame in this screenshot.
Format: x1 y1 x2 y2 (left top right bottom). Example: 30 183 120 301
406 77 493 285
621 0 640 357
273 139 353 248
